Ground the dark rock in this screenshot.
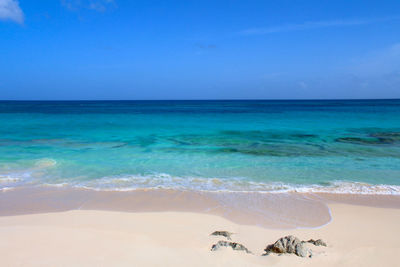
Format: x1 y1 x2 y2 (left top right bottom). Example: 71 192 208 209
263 235 312 258
291 134 318 139
211 240 252 254
307 239 327 247
335 137 394 145
369 132 400 144
370 132 400 138
210 231 233 240
296 244 311 258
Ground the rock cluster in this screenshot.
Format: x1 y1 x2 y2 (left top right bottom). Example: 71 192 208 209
210 231 233 240
307 238 327 247
210 231 327 258
211 240 252 254
210 230 250 253
335 131 400 145
263 235 327 258
263 235 311 257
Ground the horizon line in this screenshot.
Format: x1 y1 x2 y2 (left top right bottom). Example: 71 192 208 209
0 98 399 102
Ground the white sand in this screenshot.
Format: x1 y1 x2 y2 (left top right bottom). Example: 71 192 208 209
0 203 399 266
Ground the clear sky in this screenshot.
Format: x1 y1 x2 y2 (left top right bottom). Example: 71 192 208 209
1 0 400 100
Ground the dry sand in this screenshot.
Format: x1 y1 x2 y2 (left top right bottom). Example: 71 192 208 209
0 202 399 266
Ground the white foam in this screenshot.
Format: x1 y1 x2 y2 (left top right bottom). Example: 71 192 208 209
68 173 400 195
0 170 36 190
42 182 69 188
0 187 15 192
1 170 400 195
0 176 21 183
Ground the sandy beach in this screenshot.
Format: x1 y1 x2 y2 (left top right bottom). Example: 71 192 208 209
1 188 399 266
3 0 400 265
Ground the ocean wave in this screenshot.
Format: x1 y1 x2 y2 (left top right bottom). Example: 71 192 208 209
0 187 15 192
63 173 400 195
0 174 23 191
0 176 21 183
1 170 399 195
34 158 57 169
0 160 51 190
292 181 400 195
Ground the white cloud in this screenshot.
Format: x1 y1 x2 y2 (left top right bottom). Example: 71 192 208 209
0 0 24 24
240 16 399 35
62 0 115 12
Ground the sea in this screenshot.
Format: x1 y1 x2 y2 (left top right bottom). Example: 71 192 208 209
0 100 399 194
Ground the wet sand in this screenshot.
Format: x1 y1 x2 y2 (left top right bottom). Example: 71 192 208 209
1 187 334 228
1 187 400 227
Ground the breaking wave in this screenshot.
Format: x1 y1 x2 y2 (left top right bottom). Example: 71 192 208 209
1 163 399 195
62 173 400 195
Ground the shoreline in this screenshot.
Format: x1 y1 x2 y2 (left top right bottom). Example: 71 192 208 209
1 186 400 229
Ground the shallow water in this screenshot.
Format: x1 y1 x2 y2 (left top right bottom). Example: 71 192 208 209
0 100 399 194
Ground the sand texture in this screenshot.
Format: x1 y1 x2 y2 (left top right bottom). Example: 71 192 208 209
1 202 399 266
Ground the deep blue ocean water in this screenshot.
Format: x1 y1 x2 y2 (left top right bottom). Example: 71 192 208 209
0 100 399 194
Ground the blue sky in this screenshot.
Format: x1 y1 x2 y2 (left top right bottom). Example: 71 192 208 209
1 0 400 100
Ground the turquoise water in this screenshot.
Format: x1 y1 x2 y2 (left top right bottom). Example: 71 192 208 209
1 100 400 194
